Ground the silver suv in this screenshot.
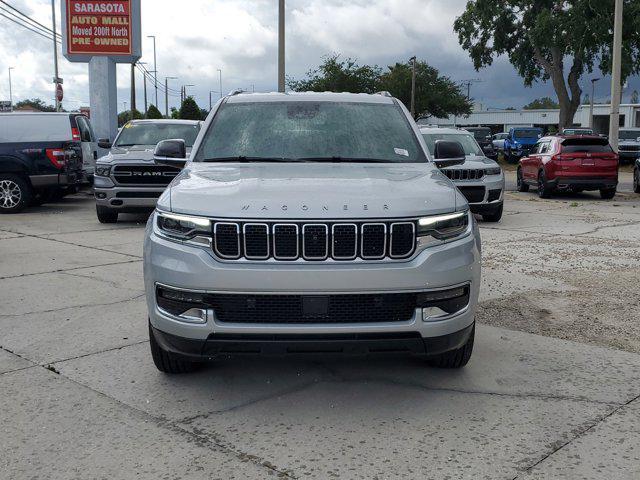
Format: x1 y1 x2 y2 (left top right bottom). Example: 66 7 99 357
618 128 640 164
143 92 481 373
93 120 201 223
420 127 505 222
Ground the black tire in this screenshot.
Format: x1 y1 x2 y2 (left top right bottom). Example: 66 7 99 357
600 188 616 200
149 323 200 374
516 167 529 192
0 174 32 214
537 171 552 199
634 167 640 193
482 203 503 222
96 205 118 223
426 323 475 369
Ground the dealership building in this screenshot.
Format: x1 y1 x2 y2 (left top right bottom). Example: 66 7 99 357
421 103 640 135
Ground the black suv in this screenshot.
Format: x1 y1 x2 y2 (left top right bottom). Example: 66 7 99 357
0 112 88 213
465 127 497 159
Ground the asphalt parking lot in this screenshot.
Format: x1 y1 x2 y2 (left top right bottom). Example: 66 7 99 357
1 171 640 479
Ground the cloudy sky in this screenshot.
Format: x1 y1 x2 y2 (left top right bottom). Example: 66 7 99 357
0 0 635 113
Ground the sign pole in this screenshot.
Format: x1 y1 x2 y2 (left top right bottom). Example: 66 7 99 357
51 0 61 111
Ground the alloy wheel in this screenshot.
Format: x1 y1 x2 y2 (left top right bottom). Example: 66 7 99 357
0 180 21 209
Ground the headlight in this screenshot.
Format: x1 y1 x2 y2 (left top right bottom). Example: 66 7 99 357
95 165 111 177
155 210 212 245
417 210 470 244
485 167 502 175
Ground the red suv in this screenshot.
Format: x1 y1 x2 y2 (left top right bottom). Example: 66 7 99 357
517 135 618 199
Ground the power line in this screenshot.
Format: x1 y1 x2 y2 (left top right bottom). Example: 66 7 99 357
0 1 61 39
0 11 59 42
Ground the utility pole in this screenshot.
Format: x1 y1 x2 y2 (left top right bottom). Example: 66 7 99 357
589 78 600 129
147 35 158 107
130 63 136 113
217 69 223 98
609 0 623 151
8 67 13 111
209 91 213 110
278 0 285 92
460 79 482 101
139 62 148 115
51 0 61 111
165 76 177 118
409 56 417 118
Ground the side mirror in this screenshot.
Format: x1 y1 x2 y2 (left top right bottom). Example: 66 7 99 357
154 139 187 169
97 138 112 149
433 140 466 168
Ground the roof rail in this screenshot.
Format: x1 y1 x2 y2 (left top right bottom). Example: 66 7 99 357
228 89 245 96
375 91 393 97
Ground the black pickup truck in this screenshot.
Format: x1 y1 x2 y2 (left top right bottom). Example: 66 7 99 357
0 113 85 213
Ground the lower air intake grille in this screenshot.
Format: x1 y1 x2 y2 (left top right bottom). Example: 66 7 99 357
458 186 486 203
209 293 418 324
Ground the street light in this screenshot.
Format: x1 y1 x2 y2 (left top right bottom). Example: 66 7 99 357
8 67 14 111
217 69 223 98
278 0 285 92
209 90 219 110
147 35 158 107
589 78 600 130
165 76 178 118
409 56 416 118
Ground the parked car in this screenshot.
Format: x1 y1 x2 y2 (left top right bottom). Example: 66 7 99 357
465 127 496 159
617 127 640 165
144 91 481 373
0 112 87 213
504 127 543 163
517 135 618 199
93 119 201 223
492 132 509 152
421 127 505 222
562 128 593 136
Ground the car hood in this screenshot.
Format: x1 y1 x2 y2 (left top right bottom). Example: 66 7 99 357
99 145 192 164
162 162 464 219
451 155 499 168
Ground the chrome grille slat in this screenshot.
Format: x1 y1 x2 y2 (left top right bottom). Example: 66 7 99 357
210 220 415 261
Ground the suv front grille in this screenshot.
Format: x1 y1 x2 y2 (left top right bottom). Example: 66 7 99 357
112 165 179 185
619 145 640 152
209 293 418 324
212 220 416 261
442 169 485 181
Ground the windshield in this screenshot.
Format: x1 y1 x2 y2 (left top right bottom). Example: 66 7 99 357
563 129 592 135
196 101 426 163
422 133 483 156
467 128 491 140
513 129 541 139
618 130 640 141
115 123 200 147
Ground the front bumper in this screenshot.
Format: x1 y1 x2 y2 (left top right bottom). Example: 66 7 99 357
144 220 481 345
94 176 165 211
453 173 504 210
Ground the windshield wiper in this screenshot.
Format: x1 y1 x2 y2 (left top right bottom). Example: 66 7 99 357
295 156 394 163
202 156 298 162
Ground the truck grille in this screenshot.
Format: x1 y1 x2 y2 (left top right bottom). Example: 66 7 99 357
442 169 485 181
208 293 418 324
113 165 179 185
619 145 640 152
212 220 416 261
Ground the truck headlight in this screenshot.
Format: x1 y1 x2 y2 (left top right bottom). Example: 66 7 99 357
485 167 502 175
155 211 212 245
95 165 111 177
417 210 470 245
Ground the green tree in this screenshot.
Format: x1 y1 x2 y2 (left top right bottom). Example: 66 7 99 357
631 90 639 104
523 96 560 110
377 61 472 118
170 107 180 119
14 98 57 112
117 109 143 127
287 54 381 94
583 93 590 105
454 1 640 129
179 97 202 120
146 104 162 119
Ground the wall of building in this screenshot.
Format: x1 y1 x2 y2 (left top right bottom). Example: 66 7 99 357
423 104 640 134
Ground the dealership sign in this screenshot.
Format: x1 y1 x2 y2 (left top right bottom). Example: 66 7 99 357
62 0 140 63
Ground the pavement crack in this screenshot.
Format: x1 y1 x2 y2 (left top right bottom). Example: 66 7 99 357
50 340 149 365
0 259 142 280
512 391 640 479
0 293 146 317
